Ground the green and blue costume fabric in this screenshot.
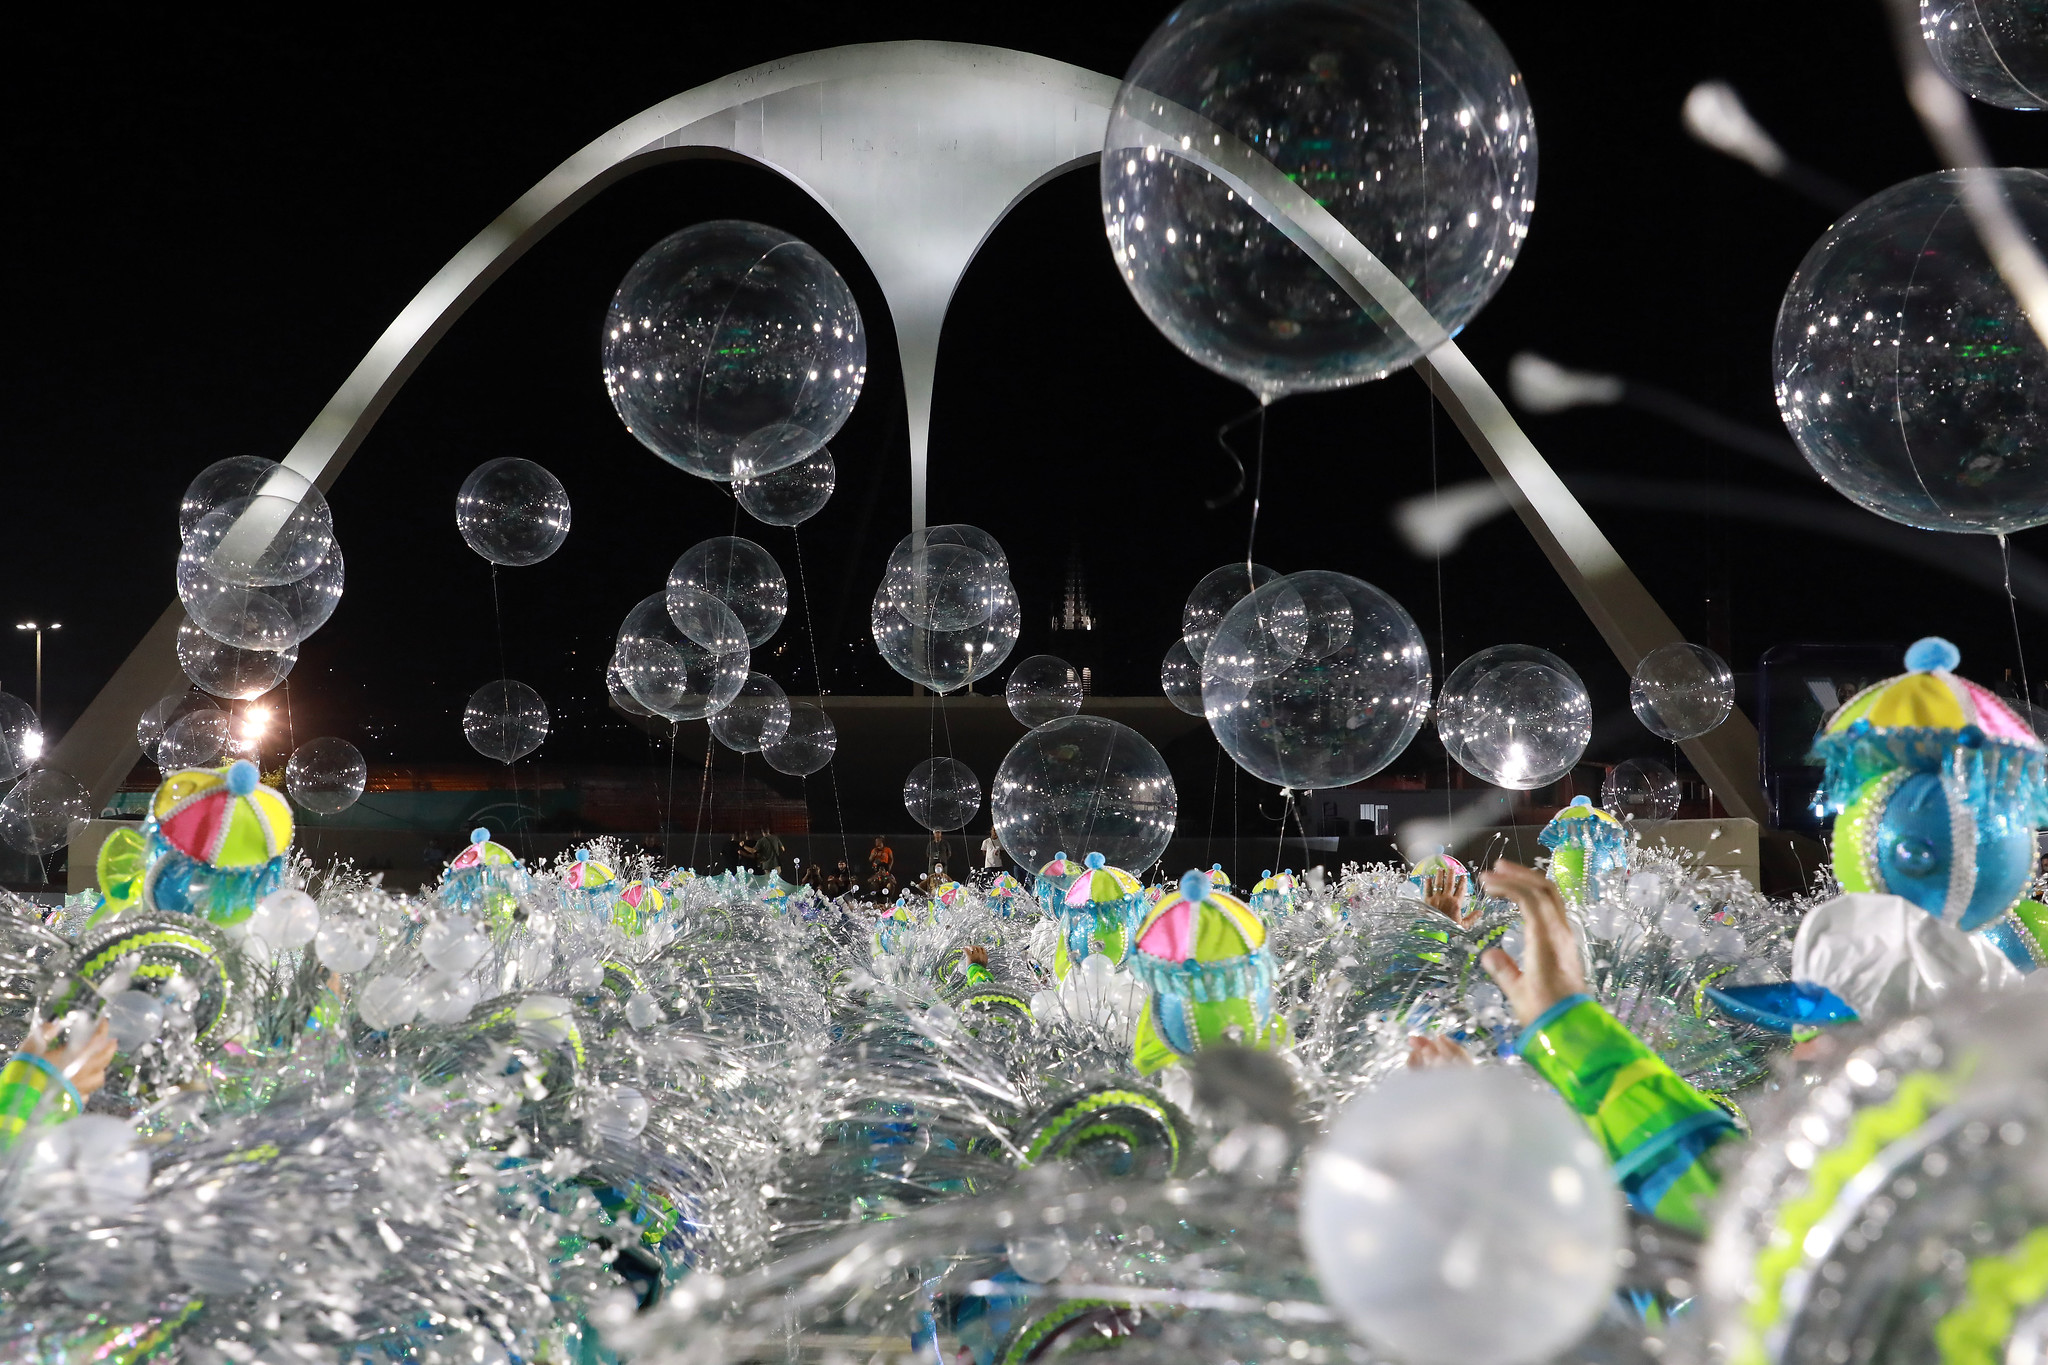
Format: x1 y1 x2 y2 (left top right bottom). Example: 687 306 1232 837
1517 995 1739 1234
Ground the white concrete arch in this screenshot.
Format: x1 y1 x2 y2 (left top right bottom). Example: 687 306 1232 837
56 40 1767 823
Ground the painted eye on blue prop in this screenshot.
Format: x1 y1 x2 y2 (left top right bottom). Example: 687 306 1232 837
1890 837 1940 877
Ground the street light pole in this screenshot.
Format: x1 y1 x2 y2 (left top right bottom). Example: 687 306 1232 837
14 621 60 722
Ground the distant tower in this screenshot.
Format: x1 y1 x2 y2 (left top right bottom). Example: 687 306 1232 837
1049 543 1102 695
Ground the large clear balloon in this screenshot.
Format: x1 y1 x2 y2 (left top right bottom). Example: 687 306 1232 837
871 577 1021 694
616 591 748 720
1302 1066 1621 1365
178 541 343 650
160 709 230 769
1776 170 2048 533
177 457 335 587
1005 655 1083 728
605 653 659 719
1629 642 1733 741
1602 756 1680 825
735 447 835 526
1182 562 1278 665
602 220 866 482
136 692 208 766
1436 644 1590 790
455 458 571 566
762 701 836 776
0 693 40 783
708 672 792 753
176 620 295 701
904 756 981 833
992 716 1176 872
886 524 1011 580
1103 0 1537 397
669 536 788 648
286 737 368 815
1160 639 1205 716
1203 571 1433 789
879 543 1002 632
463 680 549 764
1921 0 2047 110
0 768 92 856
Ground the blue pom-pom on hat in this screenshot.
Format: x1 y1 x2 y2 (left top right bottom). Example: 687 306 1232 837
1905 637 1961 673
470 827 490 845
1178 869 1209 903
1085 851 1105 869
1569 795 1592 808
1053 851 1068 862
226 759 259 796
576 848 589 862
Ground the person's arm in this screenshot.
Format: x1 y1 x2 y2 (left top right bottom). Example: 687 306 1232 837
1481 863 1738 1234
0 1019 115 1154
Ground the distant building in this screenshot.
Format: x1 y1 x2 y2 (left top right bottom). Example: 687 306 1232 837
1050 543 1102 694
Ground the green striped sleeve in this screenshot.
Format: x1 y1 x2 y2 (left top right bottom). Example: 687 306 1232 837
0 1052 84 1153
1517 997 1738 1233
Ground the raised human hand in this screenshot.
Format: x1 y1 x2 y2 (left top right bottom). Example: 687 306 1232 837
1478 861 1587 1027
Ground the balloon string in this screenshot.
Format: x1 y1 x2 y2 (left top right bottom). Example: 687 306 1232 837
664 723 679 865
789 527 848 867
1207 407 1260 510
2002 533 2036 724
692 729 713 869
1245 401 1269 576
489 561 525 856
1205 742 1221 871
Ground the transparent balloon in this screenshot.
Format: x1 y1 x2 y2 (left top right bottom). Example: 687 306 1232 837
904 756 981 833
708 672 792 753
735 447 835 526
1302 1066 1621 1365
1005 655 1084 728
160 709 230 769
1776 170 2048 533
885 524 1011 580
421 916 488 975
178 541 343 650
1437 644 1589 790
617 591 748 720
1160 639 1205 716
871 576 1021 694
1921 0 2048 110
286 737 367 815
0 768 91 856
605 653 659 719
463 680 549 764
992 716 1176 871
1203 571 1433 789
1182 561 1278 665
102 990 163 1053
1630 641 1733 741
357 974 419 1030
1602 757 1680 825
602 219 866 481
590 1086 652 1143
762 701 837 776
669 536 788 648
177 457 335 587
1103 0 1537 397
0 692 40 783
880 543 1002 632
455 457 571 566
136 692 208 766
176 620 296 701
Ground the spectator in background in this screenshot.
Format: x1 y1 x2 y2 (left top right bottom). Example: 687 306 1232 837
924 832 952 874
736 831 760 875
824 860 854 899
868 836 894 881
755 827 785 876
981 830 1003 871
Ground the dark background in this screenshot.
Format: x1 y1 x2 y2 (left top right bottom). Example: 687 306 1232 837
3 4 2043 828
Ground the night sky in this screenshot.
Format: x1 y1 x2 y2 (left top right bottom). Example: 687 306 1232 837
6 5 2045 796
